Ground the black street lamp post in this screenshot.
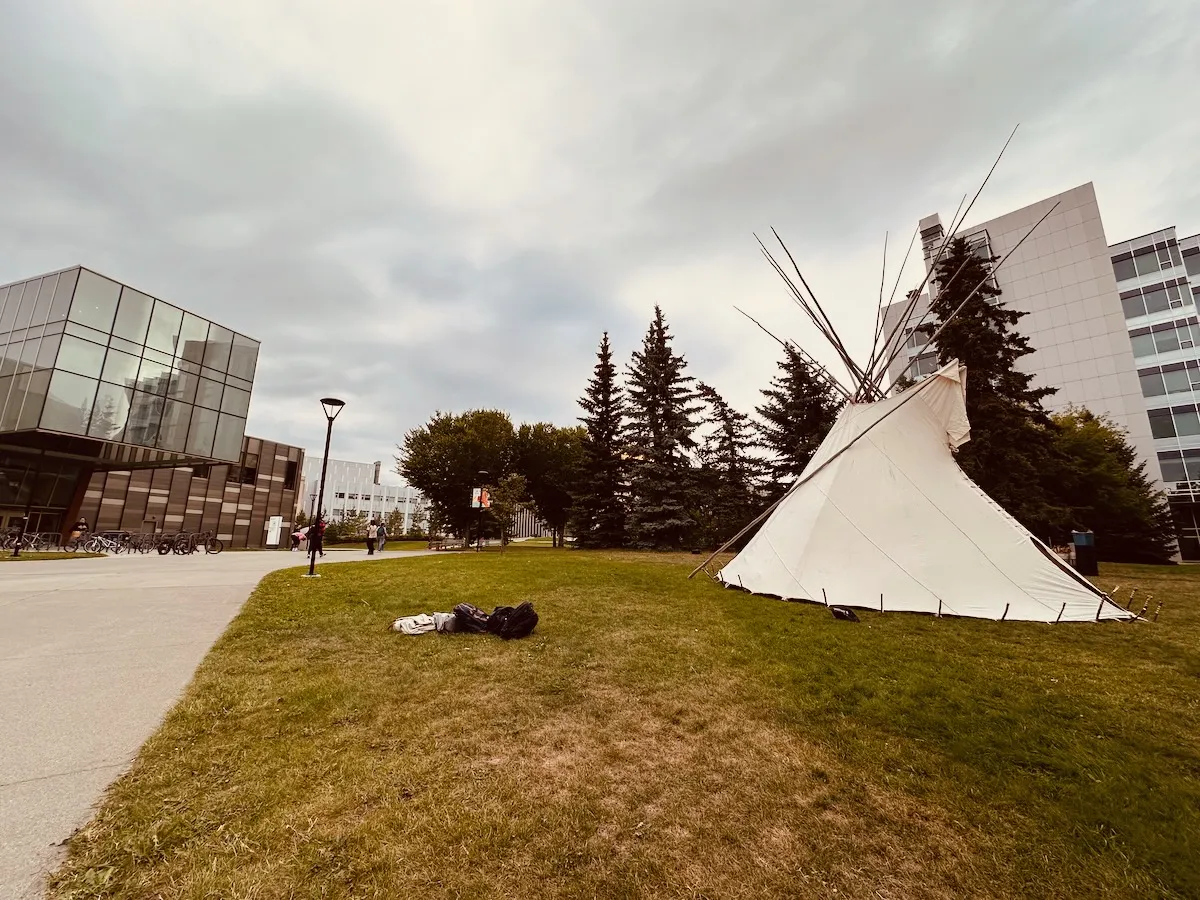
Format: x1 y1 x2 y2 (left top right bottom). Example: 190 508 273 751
306 397 345 578
475 469 489 552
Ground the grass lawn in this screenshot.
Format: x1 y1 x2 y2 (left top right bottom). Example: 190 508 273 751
318 540 432 553
49 550 1200 899
0 551 105 562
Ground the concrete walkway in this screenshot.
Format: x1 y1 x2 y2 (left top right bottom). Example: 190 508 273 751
0 548 434 899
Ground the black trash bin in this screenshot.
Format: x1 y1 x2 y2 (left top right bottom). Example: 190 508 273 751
1072 530 1098 576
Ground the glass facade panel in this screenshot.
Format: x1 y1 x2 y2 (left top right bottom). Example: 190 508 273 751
40 370 98 435
203 324 233 372
220 385 251 417
1184 451 1200 481
64 320 111 344
1186 253 1200 278
35 334 60 369
112 287 154 344
109 335 143 356
0 286 9 329
89 381 132 441
0 338 19 377
177 314 209 364
0 371 29 431
228 334 259 381
14 280 40 330
56 334 107 379
0 374 13 429
0 285 17 333
157 399 190 452
146 300 183 354
69 270 121 332
19 338 41 372
185 405 218 457
213 413 246 462
195 377 223 409
31 274 58 326
124 391 165 445
101 348 141 385
136 357 172 395
47 268 77 324
167 367 200 404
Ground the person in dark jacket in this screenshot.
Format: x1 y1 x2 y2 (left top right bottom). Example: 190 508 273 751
309 517 325 557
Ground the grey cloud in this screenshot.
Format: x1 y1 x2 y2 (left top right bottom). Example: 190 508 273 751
1 0 1197 463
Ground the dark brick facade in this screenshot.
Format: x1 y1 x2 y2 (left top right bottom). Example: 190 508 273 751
77 435 303 548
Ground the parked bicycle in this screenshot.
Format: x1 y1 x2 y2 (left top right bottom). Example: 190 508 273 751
157 531 224 555
0 531 59 552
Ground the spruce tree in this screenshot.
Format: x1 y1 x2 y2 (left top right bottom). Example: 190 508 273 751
755 345 844 497
927 235 1061 533
625 306 702 549
1049 408 1176 563
695 383 760 546
571 332 628 548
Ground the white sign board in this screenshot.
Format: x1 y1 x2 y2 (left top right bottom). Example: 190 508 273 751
266 515 283 547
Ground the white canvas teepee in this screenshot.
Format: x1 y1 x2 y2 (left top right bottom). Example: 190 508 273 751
718 361 1130 622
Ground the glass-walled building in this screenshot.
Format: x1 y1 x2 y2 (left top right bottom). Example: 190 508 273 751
0 266 260 534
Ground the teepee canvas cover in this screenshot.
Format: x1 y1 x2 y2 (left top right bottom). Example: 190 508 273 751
719 361 1129 622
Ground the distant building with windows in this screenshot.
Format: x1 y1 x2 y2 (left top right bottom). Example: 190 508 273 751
300 456 430 533
299 455 551 538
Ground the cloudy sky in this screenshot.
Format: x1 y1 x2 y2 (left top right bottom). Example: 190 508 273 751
2 0 1197 467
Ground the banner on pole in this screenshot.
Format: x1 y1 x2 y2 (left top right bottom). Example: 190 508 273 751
471 487 492 509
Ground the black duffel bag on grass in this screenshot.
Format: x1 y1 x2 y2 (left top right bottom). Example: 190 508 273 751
453 603 491 634
486 601 539 640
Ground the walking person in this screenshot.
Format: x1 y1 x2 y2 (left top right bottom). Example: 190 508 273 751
366 518 377 555
376 518 388 553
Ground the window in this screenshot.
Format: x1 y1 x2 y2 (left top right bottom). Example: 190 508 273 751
1140 372 1166 397
192 464 212 479
1167 245 1183 268
1149 409 1176 439
1113 257 1138 282
1130 333 1157 357
240 452 259 485
1133 248 1160 277
1185 249 1200 278
284 460 298 490
1144 287 1170 314
1164 369 1193 394
1122 293 1146 318
335 492 345 499
1159 452 1186 482
1176 409 1200 437
1156 329 1182 354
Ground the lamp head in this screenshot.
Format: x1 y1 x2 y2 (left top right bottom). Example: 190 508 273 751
320 397 345 421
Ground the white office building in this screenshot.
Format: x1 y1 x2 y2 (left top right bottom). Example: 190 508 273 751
299 457 430 533
879 181 1200 554
1108 226 1200 557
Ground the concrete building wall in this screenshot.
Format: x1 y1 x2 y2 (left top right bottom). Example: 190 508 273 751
882 182 1160 489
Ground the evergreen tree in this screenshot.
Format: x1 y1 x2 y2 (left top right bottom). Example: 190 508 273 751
928 236 1062 534
1048 408 1176 563
571 332 628 548
624 306 702 549
755 345 844 497
694 383 760 547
